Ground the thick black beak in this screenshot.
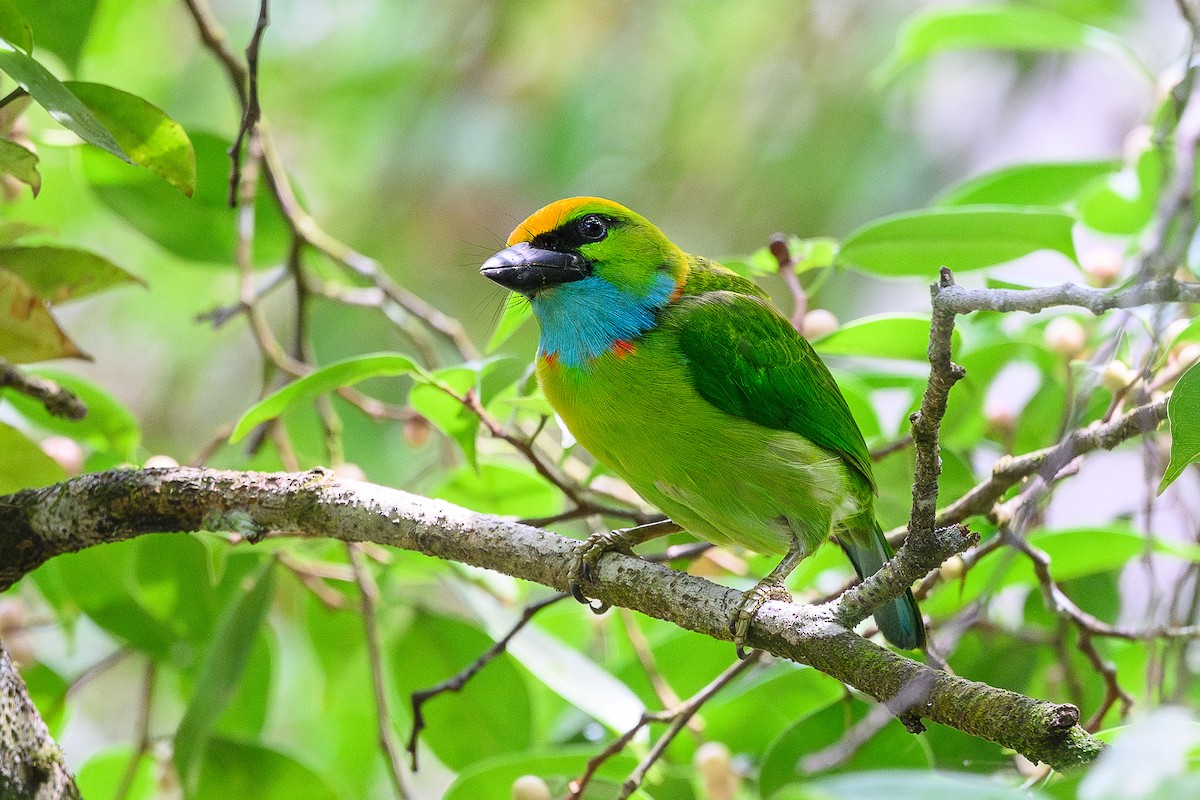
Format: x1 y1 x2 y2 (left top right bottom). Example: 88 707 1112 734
480 242 589 293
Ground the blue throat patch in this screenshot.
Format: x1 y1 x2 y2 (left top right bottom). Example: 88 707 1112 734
532 273 676 367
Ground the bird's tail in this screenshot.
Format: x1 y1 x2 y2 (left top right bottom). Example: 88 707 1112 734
838 517 926 650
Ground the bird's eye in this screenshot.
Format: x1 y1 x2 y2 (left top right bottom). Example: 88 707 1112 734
576 214 609 242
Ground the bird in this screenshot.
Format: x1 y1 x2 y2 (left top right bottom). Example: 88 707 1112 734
480 196 924 656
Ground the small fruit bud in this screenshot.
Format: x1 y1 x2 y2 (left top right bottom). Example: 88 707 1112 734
403 415 433 448
1157 64 1186 100
0 599 33 667
1164 317 1191 345
984 405 1015 433
0 597 25 634
511 775 551 800
1081 246 1123 287
1123 125 1153 163
333 462 367 482
41 436 84 474
144 454 179 469
801 309 839 340
938 555 965 582
1175 344 1200 368
1043 317 1087 358
695 742 737 800
1101 359 1136 393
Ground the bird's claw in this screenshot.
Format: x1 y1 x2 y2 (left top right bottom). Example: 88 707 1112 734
567 529 635 613
730 578 792 659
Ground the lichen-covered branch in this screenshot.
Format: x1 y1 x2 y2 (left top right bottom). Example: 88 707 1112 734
835 523 976 630
905 268 967 548
934 393 1170 529
0 642 81 800
0 359 86 420
0 467 1102 770
935 278 1200 316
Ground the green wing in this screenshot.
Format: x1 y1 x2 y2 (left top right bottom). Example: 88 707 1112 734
670 289 876 493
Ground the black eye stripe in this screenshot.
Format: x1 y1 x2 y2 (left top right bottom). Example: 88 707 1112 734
531 214 617 251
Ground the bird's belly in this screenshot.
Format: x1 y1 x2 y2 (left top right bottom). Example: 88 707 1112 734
538 346 858 555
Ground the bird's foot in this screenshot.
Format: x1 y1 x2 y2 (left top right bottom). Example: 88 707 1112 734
730 578 792 659
567 529 638 613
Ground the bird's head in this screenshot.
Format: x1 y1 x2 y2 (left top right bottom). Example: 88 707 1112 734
480 197 686 301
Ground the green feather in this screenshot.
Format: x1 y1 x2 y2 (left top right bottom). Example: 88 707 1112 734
667 261 876 494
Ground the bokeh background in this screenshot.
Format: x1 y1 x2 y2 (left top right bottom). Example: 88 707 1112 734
20 0 1181 465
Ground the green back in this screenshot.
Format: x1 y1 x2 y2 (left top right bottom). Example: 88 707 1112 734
667 258 877 494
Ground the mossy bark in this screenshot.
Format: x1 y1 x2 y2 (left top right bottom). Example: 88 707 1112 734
0 467 1104 771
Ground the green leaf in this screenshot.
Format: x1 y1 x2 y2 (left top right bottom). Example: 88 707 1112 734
0 0 32 54
434 461 560 518
0 268 87 363
0 42 127 160
194 738 342 800
723 236 838 277
230 353 427 442
1079 147 1161 234
812 313 961 360
445 748 640 800
1159 361 1200 493
837 206 1077 277
174 560 275 793
485 291 532 353
392 613 533 770
4 368 140 458
1077 708 1200 800
1020 528 1145 583
938 161 1118 208
703 664 844 753
0 420 65 493
65 82 196 196
760 700 928 796
455 582 647 736
77 747 156 800
40 537 193 658
0 138 38 195
1167 317 1200 350
19 663 68 735
874 3 1147 85
409 366 480 468
774 770 1048 800
12 0 97 70
83 130 291 266
0 246 143 304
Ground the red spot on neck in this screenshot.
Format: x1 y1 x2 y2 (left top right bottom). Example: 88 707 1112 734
670 281 685 303
541 351 559 368
611 340 637 359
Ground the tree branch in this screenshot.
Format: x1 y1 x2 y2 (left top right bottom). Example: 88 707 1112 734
0 359 86 420
0 467 1102 770
0 640 81 800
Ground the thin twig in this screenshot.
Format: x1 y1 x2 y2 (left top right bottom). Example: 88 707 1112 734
180 0 473 362
618 608 687 714
770 234 807 331
1077 629 1133 732
801 670 937 772
569 651 762 800
406 592 568 770
112 660 155 800
227 0 270 206
931 393 1170 532
348 543 413 799
0 359 87 419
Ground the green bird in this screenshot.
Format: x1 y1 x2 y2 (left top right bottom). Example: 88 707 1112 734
481 197 924 655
